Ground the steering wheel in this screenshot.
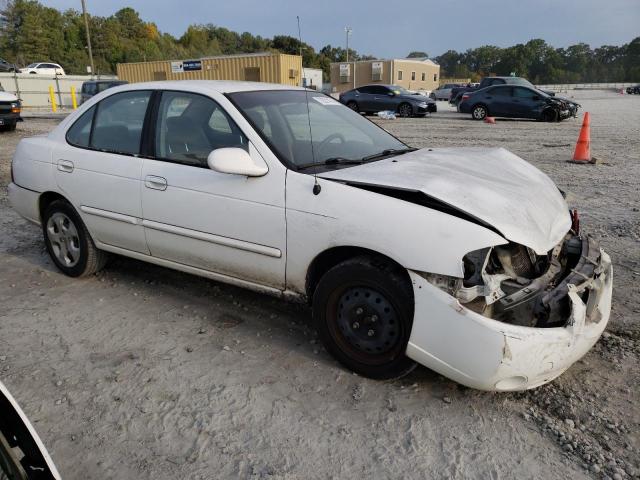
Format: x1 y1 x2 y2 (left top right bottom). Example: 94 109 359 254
317 133 346 154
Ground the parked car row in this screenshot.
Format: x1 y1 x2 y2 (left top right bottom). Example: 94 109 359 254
0 59 66 75
339 84 437 117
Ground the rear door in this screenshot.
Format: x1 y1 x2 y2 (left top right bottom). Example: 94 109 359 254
485 86 513 117
370 85 393 111
140 90 286 288
354 86 375 111
53 90 152 253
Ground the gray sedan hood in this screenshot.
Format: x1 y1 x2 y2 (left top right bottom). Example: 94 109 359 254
319 147 571 254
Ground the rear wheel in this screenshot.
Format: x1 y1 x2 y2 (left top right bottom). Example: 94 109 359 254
42 200 108 277
397 103 413 118
346 101 358 112
312 256 416 379
472 104 488 120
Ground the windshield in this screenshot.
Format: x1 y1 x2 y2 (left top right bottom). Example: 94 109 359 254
228 90 407 170
508 77 534 87
389 85 411 95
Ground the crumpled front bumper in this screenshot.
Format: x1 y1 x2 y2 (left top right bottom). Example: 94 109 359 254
405 246 613 391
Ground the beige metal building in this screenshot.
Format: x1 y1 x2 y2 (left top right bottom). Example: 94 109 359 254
330 58 440 94
117 52 302 85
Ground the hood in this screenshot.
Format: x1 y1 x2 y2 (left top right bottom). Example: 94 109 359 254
0 91 19 102
319 147 571 254
401 94 433 103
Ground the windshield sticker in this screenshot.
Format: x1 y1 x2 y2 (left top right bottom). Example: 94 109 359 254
313 96 340 106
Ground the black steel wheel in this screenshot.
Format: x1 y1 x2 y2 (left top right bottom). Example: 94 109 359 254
398 103 413 117
313 255 416 379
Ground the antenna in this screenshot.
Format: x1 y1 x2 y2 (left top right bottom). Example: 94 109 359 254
297 15 321 195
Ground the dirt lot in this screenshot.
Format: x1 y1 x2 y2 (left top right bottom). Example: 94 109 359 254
0 91 638 479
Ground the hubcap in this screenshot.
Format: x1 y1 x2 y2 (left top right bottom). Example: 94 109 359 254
473 107 485 119
46 212 80 267
336 287 400 356
399 105 411 117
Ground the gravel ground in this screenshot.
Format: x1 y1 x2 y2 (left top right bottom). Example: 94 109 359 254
0 90 638 480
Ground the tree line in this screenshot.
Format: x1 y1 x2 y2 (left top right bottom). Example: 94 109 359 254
0 0 638 84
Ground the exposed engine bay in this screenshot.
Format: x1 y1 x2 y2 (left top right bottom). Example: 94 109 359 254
425 229 604 329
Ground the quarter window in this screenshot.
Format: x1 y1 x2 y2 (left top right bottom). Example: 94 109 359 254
154 91 247 168
91 90 151 155
66 106 95 148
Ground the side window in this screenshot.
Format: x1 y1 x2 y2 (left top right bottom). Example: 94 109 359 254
357 86 374 94
490 86 512 97
513 87 536 99
155 91 248 168
66 106 95 148
370 86 388 95
91 90 151 155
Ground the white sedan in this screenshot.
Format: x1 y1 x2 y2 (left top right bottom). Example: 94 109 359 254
19 62 65 76
8 81 613 391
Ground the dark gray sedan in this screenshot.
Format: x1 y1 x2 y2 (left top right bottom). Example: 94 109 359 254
339 84 437 117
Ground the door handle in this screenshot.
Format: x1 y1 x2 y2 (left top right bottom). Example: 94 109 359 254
57 160 74 173
144 175 167 191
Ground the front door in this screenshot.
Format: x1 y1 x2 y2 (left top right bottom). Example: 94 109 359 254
512 86 545 119
54 90 151 254
141 90 286 289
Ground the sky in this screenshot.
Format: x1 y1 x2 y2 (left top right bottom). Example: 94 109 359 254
43 0 639 58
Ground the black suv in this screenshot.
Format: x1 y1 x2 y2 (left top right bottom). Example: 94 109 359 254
80 80 128 104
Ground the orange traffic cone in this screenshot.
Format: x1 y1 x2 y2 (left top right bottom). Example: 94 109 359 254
484 116 496 124
569 112 591 163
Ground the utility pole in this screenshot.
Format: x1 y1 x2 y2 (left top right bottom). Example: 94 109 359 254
345 26 352 62
81 0 95 78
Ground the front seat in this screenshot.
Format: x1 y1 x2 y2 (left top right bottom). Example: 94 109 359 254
165 116 212 165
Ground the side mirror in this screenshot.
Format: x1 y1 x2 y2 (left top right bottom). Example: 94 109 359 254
207 147 268 177
388 91 395 96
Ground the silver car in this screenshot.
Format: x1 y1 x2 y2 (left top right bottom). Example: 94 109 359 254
430 83 460 101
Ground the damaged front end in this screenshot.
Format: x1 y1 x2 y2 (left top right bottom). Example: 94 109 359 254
454 232 604 329
407 227 612 391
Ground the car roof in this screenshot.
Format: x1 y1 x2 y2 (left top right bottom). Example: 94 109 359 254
113 80 306 94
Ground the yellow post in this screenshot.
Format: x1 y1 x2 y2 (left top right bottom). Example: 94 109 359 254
70 86 78 109
49 85 57 113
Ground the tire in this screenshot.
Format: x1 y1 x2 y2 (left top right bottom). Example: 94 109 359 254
541 108 558 122
312 255 417 380
397 103 413 118
42 199 108 277
472 104 488 120
346 101 358 112
8 121 16 131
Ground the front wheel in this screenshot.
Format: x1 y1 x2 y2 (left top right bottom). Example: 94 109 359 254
346 101 358 112
541 108 558 122
312 256 416 379
42 200 108 277
397 103 413 117
472 104 488 120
